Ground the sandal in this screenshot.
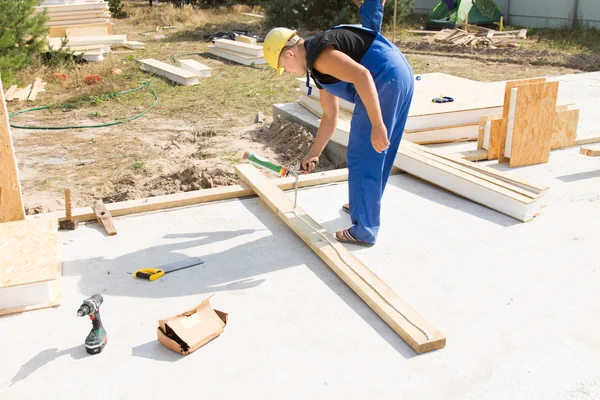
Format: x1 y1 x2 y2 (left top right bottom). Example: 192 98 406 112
341 204 350 214
335 229 375 247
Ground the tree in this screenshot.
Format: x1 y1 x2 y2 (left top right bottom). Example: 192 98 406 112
0 0 49 84
265 0 413 31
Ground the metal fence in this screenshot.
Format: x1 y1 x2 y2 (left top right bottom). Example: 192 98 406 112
412 0 600 29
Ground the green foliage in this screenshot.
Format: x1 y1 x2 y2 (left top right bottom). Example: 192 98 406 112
163 0 260 8
40 36 84 69
109 0 127 18
265 0 413 31
0 0 49 85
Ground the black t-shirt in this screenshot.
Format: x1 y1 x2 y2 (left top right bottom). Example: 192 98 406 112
305 27 376 89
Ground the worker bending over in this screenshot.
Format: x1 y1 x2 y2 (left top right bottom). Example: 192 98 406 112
263 0 414 247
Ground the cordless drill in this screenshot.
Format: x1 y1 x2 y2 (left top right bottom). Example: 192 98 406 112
77 294 107 355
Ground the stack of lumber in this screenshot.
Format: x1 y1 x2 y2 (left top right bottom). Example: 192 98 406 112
46 34 143 62
274 98 549 222
208 39 267 66
34 1 112 38
475 77 585 167
415 26 535 48
4 78 46 102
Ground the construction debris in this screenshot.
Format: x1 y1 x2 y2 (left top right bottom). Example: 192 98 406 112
420 26 534 48
4 78 46 102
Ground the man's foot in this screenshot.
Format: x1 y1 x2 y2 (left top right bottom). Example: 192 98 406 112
335 229 375 247
341 203 350 214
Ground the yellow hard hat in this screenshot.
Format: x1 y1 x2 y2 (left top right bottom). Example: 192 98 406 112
263 27 297 76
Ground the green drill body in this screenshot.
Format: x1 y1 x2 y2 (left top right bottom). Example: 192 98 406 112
77 294 107 355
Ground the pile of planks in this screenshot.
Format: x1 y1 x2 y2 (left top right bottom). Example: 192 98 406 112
419 27 534 48
35 1 112 38
46 35 133 62
208 38 267 66
4 78 46 103
475 77 584 167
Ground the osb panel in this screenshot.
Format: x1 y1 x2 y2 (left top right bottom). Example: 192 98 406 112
0 78 26 223
0 218 59 288
498 77 547 163
509 81 559 168
551 109 579 150
487 118 504 160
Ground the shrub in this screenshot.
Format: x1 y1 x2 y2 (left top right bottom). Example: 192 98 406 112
0 0 49 85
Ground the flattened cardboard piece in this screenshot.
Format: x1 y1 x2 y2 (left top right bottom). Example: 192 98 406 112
157 297 228 355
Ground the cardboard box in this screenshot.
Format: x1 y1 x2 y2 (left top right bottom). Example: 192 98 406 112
157 297 228 355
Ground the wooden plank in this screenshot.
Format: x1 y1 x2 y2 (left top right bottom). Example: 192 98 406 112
66 24 111 37
0 218 59 288
551 109 579 150
93 200 117 236
477 114 501 149
395 147 541 222
235 164 446 354
508 81 559 167
498 78 546 163
404 142 548 194
47 18 109 27
138 59 199 86
31 169 356 225
27 78 46 102
580 146 600 157
575 134 600 146
13 84 32 101
4 85 17 101
49 22 111 38
0 78 25 222
458 149 489 161
402 142 546 199
487 118 504 160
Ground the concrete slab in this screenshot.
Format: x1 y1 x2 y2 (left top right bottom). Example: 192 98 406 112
1 139 599 398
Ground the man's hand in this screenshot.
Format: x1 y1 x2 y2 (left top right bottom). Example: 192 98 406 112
301 153 320 173
371 123 390 153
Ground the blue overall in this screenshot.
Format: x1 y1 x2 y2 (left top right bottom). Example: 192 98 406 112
306 0 414 244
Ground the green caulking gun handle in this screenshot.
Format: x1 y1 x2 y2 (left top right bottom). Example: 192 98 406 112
242 151 290 177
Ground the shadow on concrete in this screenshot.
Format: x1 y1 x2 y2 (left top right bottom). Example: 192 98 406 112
10 346 87 387
61 199 421 359
132 340 182 363
556 169 600 182
386 174 521 227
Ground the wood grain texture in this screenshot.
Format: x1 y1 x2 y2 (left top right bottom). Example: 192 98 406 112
509 81 559 167
33 169 357 225
93 200 117 236
0 218 59 288
0 78 26 222
235 164 446 354
477 114 502 151
552 109 579 150
580 146 600 157
487 118 504 160
498 78 546 163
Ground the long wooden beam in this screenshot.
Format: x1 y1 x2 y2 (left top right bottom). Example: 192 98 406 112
31 168 378 225
0 77 26 223
235 164 446 354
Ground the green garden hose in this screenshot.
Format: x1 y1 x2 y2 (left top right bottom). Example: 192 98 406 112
8 82 159 130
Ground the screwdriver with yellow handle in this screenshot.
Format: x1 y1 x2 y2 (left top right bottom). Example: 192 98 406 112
133 257 205 281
